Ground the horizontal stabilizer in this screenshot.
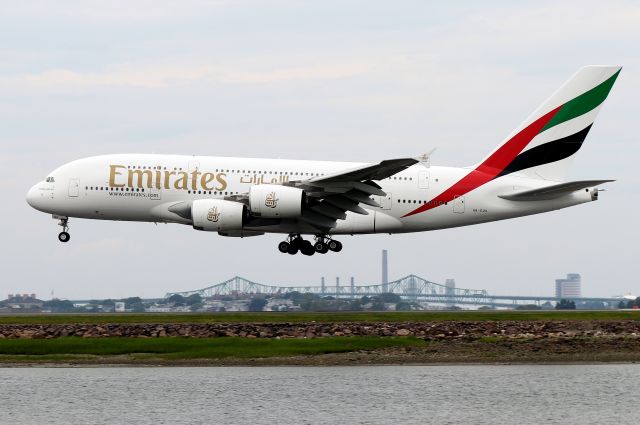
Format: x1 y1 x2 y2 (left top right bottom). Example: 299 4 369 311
499 180 614 201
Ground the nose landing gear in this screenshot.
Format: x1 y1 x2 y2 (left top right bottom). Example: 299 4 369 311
57 217 70 243
277 234 342 255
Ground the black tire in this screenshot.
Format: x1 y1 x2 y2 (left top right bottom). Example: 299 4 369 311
328 240 342 252
314 242 325 252
301 240 315 256
333 240 343 252
58 232 70 243
287 245 299 255
278 241 290 253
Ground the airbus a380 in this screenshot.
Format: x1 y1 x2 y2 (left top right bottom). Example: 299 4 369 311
27 66 620 256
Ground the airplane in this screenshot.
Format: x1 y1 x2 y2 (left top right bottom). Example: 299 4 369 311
26 65 620 256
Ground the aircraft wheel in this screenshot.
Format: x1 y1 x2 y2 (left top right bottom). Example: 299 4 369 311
301 240 315 256
58 232 70 243
314 242 329 254
328 240 342 252
290 237 302 249
278 241 290 253
287 245 299 255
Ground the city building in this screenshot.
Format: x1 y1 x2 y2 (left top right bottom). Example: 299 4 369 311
4 294 43 310
555 274 581 298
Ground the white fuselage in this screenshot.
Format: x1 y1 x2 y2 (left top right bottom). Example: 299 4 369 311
26 154 595 236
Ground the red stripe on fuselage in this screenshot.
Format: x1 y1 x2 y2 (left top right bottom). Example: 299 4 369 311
402 106 561 218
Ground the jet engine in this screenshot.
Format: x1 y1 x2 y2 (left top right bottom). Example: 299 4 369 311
249 184 305 218
191 199 246 231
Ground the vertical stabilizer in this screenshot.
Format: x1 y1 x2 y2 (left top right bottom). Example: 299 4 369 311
479 66 621 181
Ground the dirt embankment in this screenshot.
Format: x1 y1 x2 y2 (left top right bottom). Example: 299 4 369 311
1 320 640 340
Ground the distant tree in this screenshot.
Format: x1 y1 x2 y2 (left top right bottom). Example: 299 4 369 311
167 294 185 306
185 294 202 306
130 302 146 312
349 300 363 311
370 302 386 311
43 299 75 313
396 302 412 311
122 297 142 305
248 298 268 312
516 304 542 310
379 293 401 303
478 305 494 310
635 297 640 308
618 301 627 309
555 299 576 310
189 302 203 312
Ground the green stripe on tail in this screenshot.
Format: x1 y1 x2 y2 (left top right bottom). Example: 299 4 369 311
541 69 621 133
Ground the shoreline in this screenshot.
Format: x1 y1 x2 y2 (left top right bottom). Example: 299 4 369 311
2 336 640 367
2 313 639 367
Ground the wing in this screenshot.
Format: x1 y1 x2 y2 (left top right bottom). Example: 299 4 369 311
288 158 419 231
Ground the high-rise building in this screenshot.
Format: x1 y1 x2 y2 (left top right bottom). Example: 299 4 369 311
445 279 456 307
555 273 581 298
445 279 456 296
382 250 389 292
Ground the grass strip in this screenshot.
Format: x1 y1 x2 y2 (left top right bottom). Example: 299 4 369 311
0 310 637 325
0 336 425 362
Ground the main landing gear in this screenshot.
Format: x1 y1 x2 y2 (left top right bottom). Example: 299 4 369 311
57 217 70 243
277 234 342 256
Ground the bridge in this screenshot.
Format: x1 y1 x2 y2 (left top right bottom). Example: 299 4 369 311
166 275 623 307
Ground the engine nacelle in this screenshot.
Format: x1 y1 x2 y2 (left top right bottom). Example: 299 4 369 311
191 199 245 231
249 184 305 218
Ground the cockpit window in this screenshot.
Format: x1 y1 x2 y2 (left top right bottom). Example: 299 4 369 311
45 177 55 183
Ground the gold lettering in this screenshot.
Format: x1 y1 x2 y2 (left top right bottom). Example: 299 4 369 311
201 173 216 190
155 170 162 189
109 165 126 187
190 170 201 190
216 173 228 191
164 171 176 189
174 171 189 190
128 170 153 188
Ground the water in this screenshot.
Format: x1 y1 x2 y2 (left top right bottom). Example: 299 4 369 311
0 365 637 424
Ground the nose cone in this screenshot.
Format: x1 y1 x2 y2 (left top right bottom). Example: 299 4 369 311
26 183 46 211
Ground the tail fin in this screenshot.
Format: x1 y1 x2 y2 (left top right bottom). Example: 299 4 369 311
478 66 621 181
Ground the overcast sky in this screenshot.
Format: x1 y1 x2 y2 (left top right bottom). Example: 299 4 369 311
2 0 638 300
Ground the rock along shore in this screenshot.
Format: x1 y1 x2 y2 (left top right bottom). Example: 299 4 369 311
1 320 640 340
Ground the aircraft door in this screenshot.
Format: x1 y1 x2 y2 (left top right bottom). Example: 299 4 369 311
68 178 79 197
453 196 465 213
374 193 392 210
418 171 429 189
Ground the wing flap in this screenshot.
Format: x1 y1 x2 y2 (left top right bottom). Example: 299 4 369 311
324 196 369 215
299 210 338 229
310 203 347 220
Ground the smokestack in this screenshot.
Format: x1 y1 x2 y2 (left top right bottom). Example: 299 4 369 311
382 250 388 291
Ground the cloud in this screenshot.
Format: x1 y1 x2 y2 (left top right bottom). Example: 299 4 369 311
2 0 234 23
0 61 370 91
